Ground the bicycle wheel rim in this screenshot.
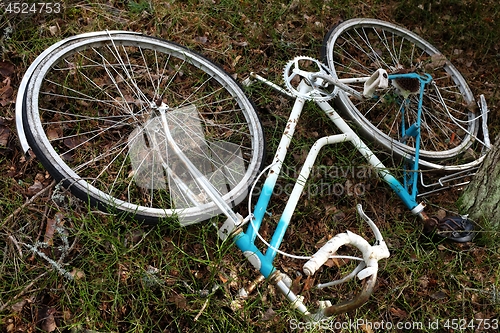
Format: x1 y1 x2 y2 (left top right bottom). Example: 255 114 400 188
323 18 479 165
23 33 265 224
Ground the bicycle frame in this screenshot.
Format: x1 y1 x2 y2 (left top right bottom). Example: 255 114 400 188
157 66 471 317
236 79 422 274
230 74 435 315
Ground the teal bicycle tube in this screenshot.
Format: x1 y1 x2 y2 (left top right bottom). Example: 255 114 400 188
317 100 422 214
389 73 432 201
265 133 351 261
235 82 310 277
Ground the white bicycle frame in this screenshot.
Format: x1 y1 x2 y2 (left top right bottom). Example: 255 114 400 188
158 61 488 317
159 71 397 318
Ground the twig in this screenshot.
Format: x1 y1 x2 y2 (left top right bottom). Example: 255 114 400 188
7 234 23 257
194 298 209 321
1 180 56 228
0 271 48 312
22 241 74 281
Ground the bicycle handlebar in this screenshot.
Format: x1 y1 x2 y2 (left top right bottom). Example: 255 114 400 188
304 204 389 276
274 265 378 319
275 205 389 319
303 229 388 278
320 272 378 317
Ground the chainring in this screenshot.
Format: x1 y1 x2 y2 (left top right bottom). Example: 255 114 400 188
283 56 337 101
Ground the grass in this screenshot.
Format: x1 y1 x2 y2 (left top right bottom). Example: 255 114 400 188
1 0 500 332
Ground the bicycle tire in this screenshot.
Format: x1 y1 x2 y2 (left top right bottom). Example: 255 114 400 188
22 32 265 225
322 18 483 168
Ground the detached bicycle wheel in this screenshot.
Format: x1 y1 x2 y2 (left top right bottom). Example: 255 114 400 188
22 32 265 225
322 18 483 168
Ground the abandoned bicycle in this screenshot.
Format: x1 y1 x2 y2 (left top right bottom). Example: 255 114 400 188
16 18 490 319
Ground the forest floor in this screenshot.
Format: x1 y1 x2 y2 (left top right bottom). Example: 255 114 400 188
1 1 499 332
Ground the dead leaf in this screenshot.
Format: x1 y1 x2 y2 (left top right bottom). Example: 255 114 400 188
41 312 57 332
218 273 228 284
324 204 338 215
425 53 447 70
194 36 208 44
430 290 448 300
291 275 302 294
35 172 46 182
0 77 14 106
0 124 10 146
93 76 111 87
69 268 86 280
76 99 90 107
43 212 65 245
390 307 408 318
434 209 447 220
48 25 59 36
437 244 447 251
6 323 14 332
301 275 315 292
233 40 248 47
118 264 130 282
47 127 62 141
232 55 242 68
418 276 429 289
324 256 347 268
0 61 15 77
230 298 244 311
63 135 88 149
37 306 57 332
169 294 187 309
261 307 276 321
11 300 26 313
44 218 57 246
27 180 43 196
